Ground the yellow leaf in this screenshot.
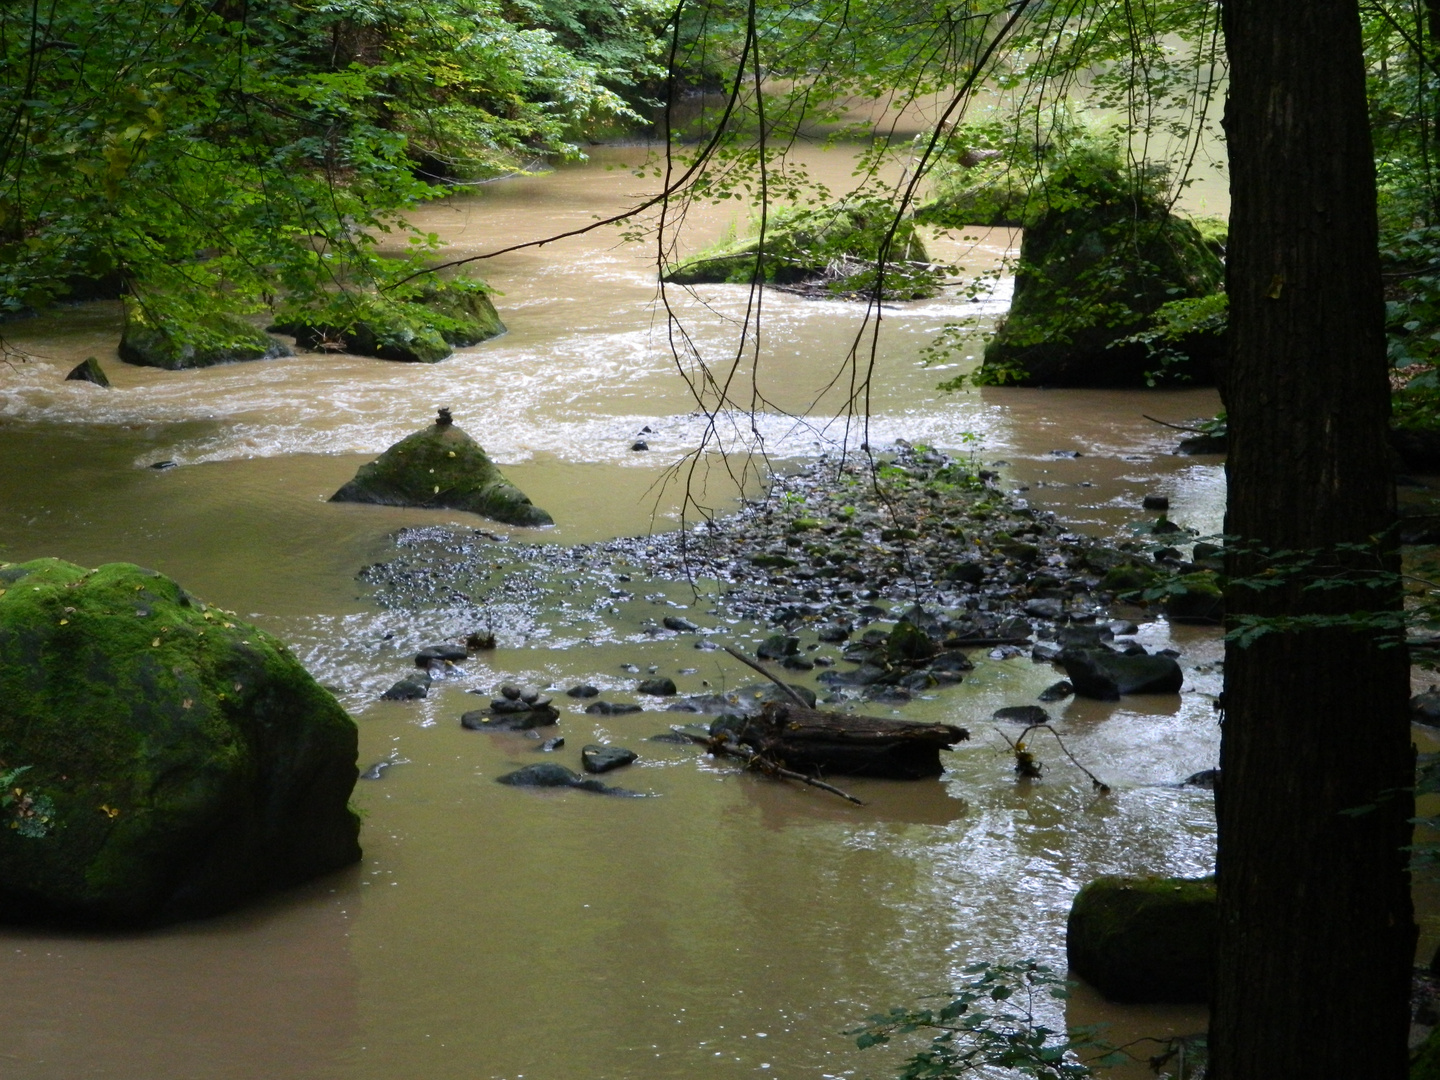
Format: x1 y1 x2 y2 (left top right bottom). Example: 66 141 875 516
151 638 160 647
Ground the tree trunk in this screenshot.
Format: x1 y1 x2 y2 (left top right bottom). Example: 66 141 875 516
1212 1 1416 1076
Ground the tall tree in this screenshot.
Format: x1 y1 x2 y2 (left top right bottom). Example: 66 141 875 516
1212 0 1416 1074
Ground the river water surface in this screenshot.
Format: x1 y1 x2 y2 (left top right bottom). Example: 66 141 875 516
0 146 1230 1079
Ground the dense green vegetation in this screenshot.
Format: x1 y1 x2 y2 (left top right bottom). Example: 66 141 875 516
0 0 667 344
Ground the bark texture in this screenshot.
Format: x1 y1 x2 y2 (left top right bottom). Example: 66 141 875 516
1212 1 1416 1076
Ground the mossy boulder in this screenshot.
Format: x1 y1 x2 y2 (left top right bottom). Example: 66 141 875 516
1067 875 1215 1003
275 278 505 364
65 357 111 387
664 200 941 299
331 411 552 527
1163 571 1224 623
0 558 361 928
119 302 292 370
978 157 1225 387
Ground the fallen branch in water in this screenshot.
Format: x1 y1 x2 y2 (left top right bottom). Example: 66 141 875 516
997 723 1112 793
722 644 812 707
671 726 866 805
1142 414 1209 434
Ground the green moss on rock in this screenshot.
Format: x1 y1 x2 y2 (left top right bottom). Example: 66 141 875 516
979 155 1224 388
0 558 360 927
331 413 552 527
275 277 505 363
1067 875 1215 1003
1163 571 1224 623
119 301 292 370
664 200 940 299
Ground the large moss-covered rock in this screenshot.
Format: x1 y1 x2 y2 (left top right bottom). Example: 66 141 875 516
119 302 292 370
1067 875 1215 1003
277 278 505 364
331 410 552 527
664 200 940 299
978 158 1224 387
0 558 360 927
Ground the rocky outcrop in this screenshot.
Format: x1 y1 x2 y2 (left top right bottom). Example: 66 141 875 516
0 558 360 928
274 278 505 363
1067 875 1215 1003
663 200 941 299
331 410 552 527
1060 645 1183 700
978 158 1224 387
119 302 292 370
65 357 111 386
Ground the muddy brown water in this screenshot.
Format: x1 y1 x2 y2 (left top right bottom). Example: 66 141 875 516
1 145 1246 1078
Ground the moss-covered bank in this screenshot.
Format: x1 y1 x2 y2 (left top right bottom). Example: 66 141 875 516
0 559 361 927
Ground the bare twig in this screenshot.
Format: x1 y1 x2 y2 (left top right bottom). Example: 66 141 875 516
671 726 866 805
998 724 1112 793
1142 414 1210 434
722 644 811 708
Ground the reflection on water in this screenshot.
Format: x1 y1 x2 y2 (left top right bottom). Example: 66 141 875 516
0 145 1226 1079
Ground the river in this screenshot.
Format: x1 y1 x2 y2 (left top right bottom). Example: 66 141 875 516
0 145 1228 1079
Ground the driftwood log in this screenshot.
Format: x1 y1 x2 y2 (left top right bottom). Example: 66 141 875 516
728 701 969 780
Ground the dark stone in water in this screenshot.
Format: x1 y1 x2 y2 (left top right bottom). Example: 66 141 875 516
539 737 565 752
582 744 638 773
1023 597 1064 620
65 357 111 387
1067 876 1215 1003
460 704 558 730
993 705 1050 725
757 634 799 659
1038 680 1075 703
584 700 643 715
416 644 468 666
566 684 601 698
148 460 178 471
1413 687 1440 726
631 440 649 451
1183 768 1219 789
359 760 394 780
1060 648 1183 700
495 763 642 796
817 663 888 687
817 622 851 642
662 615 698 631
381 672 431 700
637 677 677 696
648 731 697 744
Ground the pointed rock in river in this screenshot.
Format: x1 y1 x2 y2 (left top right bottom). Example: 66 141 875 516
331 410 553 527
65 357 111 386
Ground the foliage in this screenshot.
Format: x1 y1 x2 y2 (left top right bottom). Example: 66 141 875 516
0 0 663 337
852 960 1205 1080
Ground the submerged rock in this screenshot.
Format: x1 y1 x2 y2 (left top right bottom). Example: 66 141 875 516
381 672 431 700
1067 875 1215 1003
331 410 552 527
0 558 360 927
65 357 111 387
978 155 1224 387
581 745 638 773
119 302 292 370
494 763 641 796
